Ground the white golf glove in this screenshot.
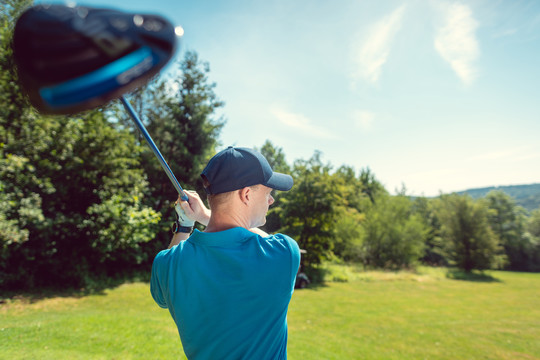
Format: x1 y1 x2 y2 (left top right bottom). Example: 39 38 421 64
175 203 195 227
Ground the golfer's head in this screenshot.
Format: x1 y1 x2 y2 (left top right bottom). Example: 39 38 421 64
201 146 294 196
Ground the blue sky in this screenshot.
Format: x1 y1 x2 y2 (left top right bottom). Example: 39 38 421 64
37 0 540 196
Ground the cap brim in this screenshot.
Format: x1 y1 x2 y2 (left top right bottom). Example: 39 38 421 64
265 172 294 192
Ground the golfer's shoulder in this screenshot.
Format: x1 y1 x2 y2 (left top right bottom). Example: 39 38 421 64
267 232 297 244
153 242 184 264
152 248 169 270
263 233 300 254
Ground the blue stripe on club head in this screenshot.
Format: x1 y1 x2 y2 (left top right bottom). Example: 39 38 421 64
39 47 157 108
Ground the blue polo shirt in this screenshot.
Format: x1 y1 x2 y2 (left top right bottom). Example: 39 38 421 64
150 227 301 360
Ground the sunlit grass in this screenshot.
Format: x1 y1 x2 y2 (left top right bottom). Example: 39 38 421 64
1 268 539 359
0 283 186 360
319 263 449 283
289 267 540 360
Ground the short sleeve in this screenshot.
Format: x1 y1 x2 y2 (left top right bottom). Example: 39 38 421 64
271 234 301 290
150 250 169 309
286 236 301 286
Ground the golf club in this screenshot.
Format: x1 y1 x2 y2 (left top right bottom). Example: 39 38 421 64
12 3 188 200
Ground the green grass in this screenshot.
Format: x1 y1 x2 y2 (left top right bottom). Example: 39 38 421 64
0 283 185 359
1 268 539 359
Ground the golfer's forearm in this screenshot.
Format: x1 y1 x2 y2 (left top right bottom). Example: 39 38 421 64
168 233 189 249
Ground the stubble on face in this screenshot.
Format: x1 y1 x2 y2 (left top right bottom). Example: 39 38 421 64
250 185 274 228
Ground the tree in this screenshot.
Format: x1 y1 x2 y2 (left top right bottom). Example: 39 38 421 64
335 165 374 213
484 190 529 270
0 0 43 286
0 0 35 148
435 194 505 272
359 193 427 269
1 109 161 289
528 209 540 240
412 196 446 266
527 210 540 271
522 209 540 271
358 167 386 204
330 166 369 262
278 152 342 267
1 2 161 289
142 51 224 201
258 140 291 233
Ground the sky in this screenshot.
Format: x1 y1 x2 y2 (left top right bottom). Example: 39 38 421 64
35 0 540 196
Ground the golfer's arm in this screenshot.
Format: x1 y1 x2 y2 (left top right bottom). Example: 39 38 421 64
168 232 189 249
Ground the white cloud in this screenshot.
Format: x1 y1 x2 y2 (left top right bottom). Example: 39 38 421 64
353 110 375 130
272 108 337 139
351 5 406 85
434 2 479 85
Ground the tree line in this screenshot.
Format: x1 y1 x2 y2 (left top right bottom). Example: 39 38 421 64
1 0 539 291
260 148 540 274
457 184 540 212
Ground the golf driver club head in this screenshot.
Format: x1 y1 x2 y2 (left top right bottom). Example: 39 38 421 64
12 3 177 115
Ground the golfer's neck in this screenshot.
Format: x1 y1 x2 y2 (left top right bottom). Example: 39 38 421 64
204 211 250 233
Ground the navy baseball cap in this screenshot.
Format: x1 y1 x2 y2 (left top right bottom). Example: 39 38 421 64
201 146 294 195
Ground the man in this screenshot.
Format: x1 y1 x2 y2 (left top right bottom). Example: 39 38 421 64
150 146 301 360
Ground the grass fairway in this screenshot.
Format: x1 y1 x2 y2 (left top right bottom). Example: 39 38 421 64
1 267 539 359
288 267 540 359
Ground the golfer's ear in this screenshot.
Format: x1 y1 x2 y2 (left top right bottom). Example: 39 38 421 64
238 187 251 205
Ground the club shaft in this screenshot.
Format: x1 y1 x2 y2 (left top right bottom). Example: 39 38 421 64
121 96 188 201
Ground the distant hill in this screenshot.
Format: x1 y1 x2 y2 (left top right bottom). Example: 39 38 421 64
455 183 540 212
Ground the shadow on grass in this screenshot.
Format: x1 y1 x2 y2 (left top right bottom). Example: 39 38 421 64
0 271 151 305
296 282 329 291
446 269 502 283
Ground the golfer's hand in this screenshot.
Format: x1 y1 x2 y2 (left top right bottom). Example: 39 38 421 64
176 190 211 227
174 203 195 227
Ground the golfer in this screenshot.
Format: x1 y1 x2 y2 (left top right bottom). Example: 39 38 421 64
150 146 301 360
